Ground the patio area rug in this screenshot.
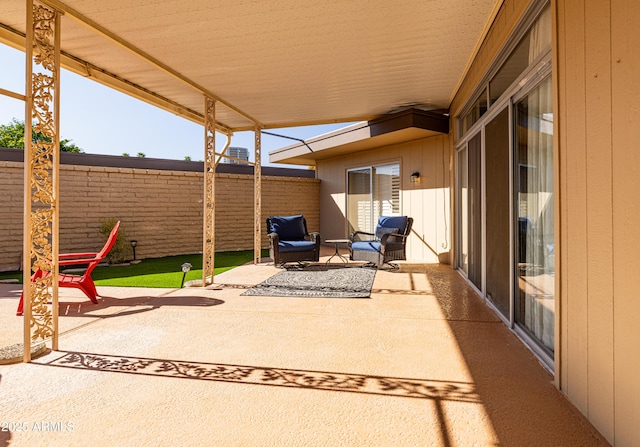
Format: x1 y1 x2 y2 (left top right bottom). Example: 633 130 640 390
242 265 376 298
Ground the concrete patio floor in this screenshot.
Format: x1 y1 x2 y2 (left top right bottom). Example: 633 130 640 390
0 255 609 446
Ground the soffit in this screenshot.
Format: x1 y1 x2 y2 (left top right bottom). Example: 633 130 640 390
0 0 501 132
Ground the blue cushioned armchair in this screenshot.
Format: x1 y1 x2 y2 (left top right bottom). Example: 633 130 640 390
349 216 413 268
267 215 321 267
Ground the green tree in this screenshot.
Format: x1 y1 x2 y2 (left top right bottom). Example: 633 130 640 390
0 119 25 148
0 118 83 153
122 152 130 157
184 155 192 161
137 152 146 158
60 139 83 153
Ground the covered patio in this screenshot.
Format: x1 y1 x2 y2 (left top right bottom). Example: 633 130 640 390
0 250 607 446
3 0 639 444
0 0 495 361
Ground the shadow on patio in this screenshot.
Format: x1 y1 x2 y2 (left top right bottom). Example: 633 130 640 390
0 260 608 446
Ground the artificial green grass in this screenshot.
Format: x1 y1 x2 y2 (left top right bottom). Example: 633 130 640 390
0 250 269 289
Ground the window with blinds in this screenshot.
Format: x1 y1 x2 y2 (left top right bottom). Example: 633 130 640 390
347 163 400 234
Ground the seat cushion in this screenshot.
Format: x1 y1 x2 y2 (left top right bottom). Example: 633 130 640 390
351 241 381 253
278 240 316 253
269 215 307 240
377 216 408 234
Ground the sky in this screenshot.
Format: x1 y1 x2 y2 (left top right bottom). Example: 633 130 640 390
0 43 351 167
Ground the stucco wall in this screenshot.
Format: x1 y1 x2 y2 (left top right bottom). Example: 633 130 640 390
0 159 319 272
316 134 451 264
556 0 639 445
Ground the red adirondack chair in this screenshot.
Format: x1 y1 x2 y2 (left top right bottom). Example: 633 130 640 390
17 221 121 316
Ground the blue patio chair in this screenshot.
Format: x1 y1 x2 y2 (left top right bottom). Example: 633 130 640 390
349 216 413 268
266 215 320 267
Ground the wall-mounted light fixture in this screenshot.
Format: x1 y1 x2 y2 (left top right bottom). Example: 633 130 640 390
180 262 192 288
130 240 138 261
410 171 421 184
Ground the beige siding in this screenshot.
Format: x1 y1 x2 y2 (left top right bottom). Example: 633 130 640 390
610 1 640 445
557 0 640 445
585 0 615 438
317 135 451 264
0 161 319 271
560 0 590 417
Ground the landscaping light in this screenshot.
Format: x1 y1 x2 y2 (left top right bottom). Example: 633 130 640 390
130 240 138 261
180 262 192 288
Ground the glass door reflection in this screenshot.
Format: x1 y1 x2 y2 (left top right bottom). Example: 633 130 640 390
514 75 554 356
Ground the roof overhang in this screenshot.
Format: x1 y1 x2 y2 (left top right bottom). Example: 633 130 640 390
269 108 449 166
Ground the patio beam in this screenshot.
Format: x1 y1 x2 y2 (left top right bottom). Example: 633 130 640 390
0 87 26 101
231 116 378 133
214 133 232 168
23 0 61 361
40 0 262 129
216 153 255 166
0 23 227 132
1 23 368 135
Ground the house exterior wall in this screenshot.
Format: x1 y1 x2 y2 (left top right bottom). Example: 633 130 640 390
316 134 451 264
555 0 639 445
0 159 319 272
446 0 639 444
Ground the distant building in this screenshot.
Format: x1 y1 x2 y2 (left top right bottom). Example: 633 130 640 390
221 147 249 165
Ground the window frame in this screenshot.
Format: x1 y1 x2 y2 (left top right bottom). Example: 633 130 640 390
345 161 402 236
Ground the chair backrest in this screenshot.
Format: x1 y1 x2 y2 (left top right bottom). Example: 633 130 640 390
96 220 121 261
375 216 411 239
266 215 308 240
77 221 120 279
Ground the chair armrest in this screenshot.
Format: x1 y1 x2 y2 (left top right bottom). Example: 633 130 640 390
268 233 280 256
59 252 100 267
349 230 374 242
59 257 100 267
308 232 321 251
59 252 98 259
380 232 407 244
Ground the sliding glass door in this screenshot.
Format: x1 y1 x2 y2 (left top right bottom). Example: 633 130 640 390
454 4 553 368
514 75 554 355
347 168 372 234
485 107 511 318
467 133 483 290
457 133 483 292
458 148 469 275
347 163 400 235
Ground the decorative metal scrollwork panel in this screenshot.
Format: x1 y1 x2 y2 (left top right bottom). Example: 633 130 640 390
254 128 261 264
25 2 60 349
203 97 216 284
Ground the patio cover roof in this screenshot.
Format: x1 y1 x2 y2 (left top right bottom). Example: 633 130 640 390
0 0 501 134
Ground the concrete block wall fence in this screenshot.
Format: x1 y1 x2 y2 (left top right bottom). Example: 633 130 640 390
0 151 319 272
